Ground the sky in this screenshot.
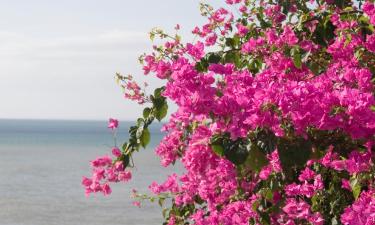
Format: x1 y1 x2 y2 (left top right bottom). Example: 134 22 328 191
0 0 223 121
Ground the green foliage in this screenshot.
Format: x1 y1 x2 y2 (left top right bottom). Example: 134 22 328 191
210 133 268 172
140 128 151 148
143 107 152 118
195 58 209 72
117 86 168 170
291 46 302 69
310 166 355 224
245 144 269 172
211 144 225 156
277 137 312 181
350 177 362 200
251 129 277 155
312 15 336 47
225 36 240 49
151 87 168 122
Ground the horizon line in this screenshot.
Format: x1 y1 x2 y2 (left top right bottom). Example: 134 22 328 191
0 118 139 122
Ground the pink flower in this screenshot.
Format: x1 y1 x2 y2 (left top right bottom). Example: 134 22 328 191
81 176 92 187
186 41 204 60
112 147 122 157
283 199 312 220
108 118 119 129
236 24 249 37
239 5 247 13
259 165 272 180
167 215 176 225
208 63 234 75
225 0 241 4
341 179 351 191
241 38 264 53
114 161 124 171
280 25 298 46
102 183 112 196
205 33 217 46
309 212 324 225
363 1 375 25
132 201 141 207
118 170 132 182
93 168 105 180
149 173 179 194
90 156 112 168
341 190 375 225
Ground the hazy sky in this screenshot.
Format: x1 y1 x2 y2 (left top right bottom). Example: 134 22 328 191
0 0 223 120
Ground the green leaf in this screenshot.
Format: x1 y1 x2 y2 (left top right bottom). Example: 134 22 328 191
225 38 235 48
252 200 260 211
207 52 222 64
313 17 335 47
254 129 277 154
155 101 168 121
225 36 240 48
122 154 130 167
158 198 165 207
136 125 144 139
311 194 319 211
291 47 302 69
149 32 155 41
136 118 145 127
331 217 339 225
154 87 164 99
277 137 312 181
359 15 369 24
143 107 151 118
281 0 292 15
259 213 271 225
256 12 271 29
350 177 361 200
140 128 150 148
308 61 320 75
195 58 209 72
211 144 225 156
224 51 241 68
261 188 273 200
368 25 375 33
247 58 263 74
162 208 170 218
344 34 352 47
245 144 268 172
224 141 249 165
151 87 168 121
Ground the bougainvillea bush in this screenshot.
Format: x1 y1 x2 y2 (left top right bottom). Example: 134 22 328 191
82 0 375 224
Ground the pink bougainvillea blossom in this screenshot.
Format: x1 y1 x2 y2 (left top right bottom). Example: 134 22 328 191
107 118 118 129
84 0 375 224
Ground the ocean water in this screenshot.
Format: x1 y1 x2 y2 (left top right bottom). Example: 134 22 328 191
0 119 181 225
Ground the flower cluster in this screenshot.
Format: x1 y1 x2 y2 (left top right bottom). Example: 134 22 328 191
82 119 132 196
82 155 132 196
341 190 375 225
85 0 375 224
116 74 148 104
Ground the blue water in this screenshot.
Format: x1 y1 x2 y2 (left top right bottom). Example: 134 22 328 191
0 119 181 225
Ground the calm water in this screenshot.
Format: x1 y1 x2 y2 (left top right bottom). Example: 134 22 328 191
0 119 181 225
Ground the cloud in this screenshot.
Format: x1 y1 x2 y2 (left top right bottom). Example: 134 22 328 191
0 30 149 61
0 29 158 120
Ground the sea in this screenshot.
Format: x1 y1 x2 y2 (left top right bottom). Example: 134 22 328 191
0 119 182 225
